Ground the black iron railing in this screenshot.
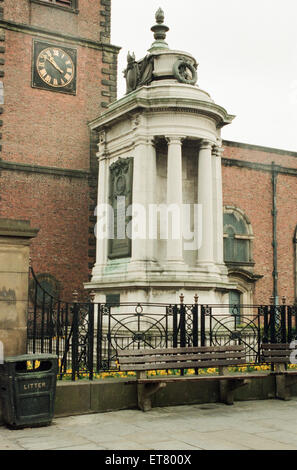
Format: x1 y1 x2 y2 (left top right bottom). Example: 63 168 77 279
27 267 297 380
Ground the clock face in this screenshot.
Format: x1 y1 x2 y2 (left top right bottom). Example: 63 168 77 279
32 41 77 94
37 47 74 88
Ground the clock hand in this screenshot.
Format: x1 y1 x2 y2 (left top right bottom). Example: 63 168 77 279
45 56 64 74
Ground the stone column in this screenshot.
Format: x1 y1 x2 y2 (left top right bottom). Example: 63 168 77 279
130 136 157 265
0 219 39 357
166 136 184 264
212 145 224 265
198 139 214 265
92 131 109 279
146 137 157 262
94 155 109 273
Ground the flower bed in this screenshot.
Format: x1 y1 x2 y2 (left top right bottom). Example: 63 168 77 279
57 363 297 381
26 359 297 381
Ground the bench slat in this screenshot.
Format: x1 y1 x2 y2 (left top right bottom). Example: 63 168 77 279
119 358 246 372
118 351 245 365
135 373 268 384
117 345 244 358
262 343 290 350
262 357 289 363
262 350 290 357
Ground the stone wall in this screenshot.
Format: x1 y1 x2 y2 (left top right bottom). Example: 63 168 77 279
0 218 38 357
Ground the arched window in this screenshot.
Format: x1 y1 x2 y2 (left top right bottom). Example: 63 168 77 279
223 207 253 264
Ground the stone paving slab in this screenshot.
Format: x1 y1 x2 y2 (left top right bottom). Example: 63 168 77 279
1 399 297 450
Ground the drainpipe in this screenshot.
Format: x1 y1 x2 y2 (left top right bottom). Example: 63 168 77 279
271 162 278 305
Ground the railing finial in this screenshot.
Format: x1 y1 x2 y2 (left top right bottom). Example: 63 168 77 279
72 290 79 303
282 296 286 305
90 290 96 303
194 293 199 304
179 293 184 304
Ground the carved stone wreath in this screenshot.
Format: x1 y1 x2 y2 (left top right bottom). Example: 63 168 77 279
173 58 197 85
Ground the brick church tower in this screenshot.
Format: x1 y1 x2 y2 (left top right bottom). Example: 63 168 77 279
0 0 120 300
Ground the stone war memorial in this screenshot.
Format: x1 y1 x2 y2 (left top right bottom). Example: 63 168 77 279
0 3 297 432
86 8 236 306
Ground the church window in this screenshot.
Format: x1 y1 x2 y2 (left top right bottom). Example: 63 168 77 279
223 207 253 264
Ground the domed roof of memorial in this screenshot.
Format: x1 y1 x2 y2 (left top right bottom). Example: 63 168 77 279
123 8 211 102
89 8 235 131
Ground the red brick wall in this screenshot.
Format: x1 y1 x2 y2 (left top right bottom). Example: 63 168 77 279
223 142 297 170
0 0 115 301
277 173 297 304
0 170 90 301
4 0 108 43
222 142 297 305
2 29 104 168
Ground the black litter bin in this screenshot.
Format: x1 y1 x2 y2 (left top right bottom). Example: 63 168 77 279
0 353 58 429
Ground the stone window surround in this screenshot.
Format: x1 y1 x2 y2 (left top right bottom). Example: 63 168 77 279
30 0 79 14
227 274 255 306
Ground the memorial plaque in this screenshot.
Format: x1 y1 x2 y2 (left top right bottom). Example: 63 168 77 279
108 157 133 259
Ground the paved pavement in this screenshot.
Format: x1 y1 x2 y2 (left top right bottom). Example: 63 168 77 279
1 398 297 450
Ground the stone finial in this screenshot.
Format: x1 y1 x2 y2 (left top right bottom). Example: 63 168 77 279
155 7 165 24
149 7 169 52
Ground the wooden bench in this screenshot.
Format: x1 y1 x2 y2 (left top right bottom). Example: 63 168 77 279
261 343 297 400
117 345 269 411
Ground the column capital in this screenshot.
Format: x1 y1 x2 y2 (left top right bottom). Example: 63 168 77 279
199 139 213 151
165 135 186 146
133 135 155 147
148 136 157 147
212 145 224 158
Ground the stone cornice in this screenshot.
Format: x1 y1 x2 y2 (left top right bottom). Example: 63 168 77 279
89 95 235 131
0 159 90 179
222 157 297 177
227 265 263 283
223 140 297 158
0 19 121 53
0 219 39 239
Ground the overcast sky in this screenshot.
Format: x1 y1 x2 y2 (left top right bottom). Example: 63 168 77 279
111 0 297 152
